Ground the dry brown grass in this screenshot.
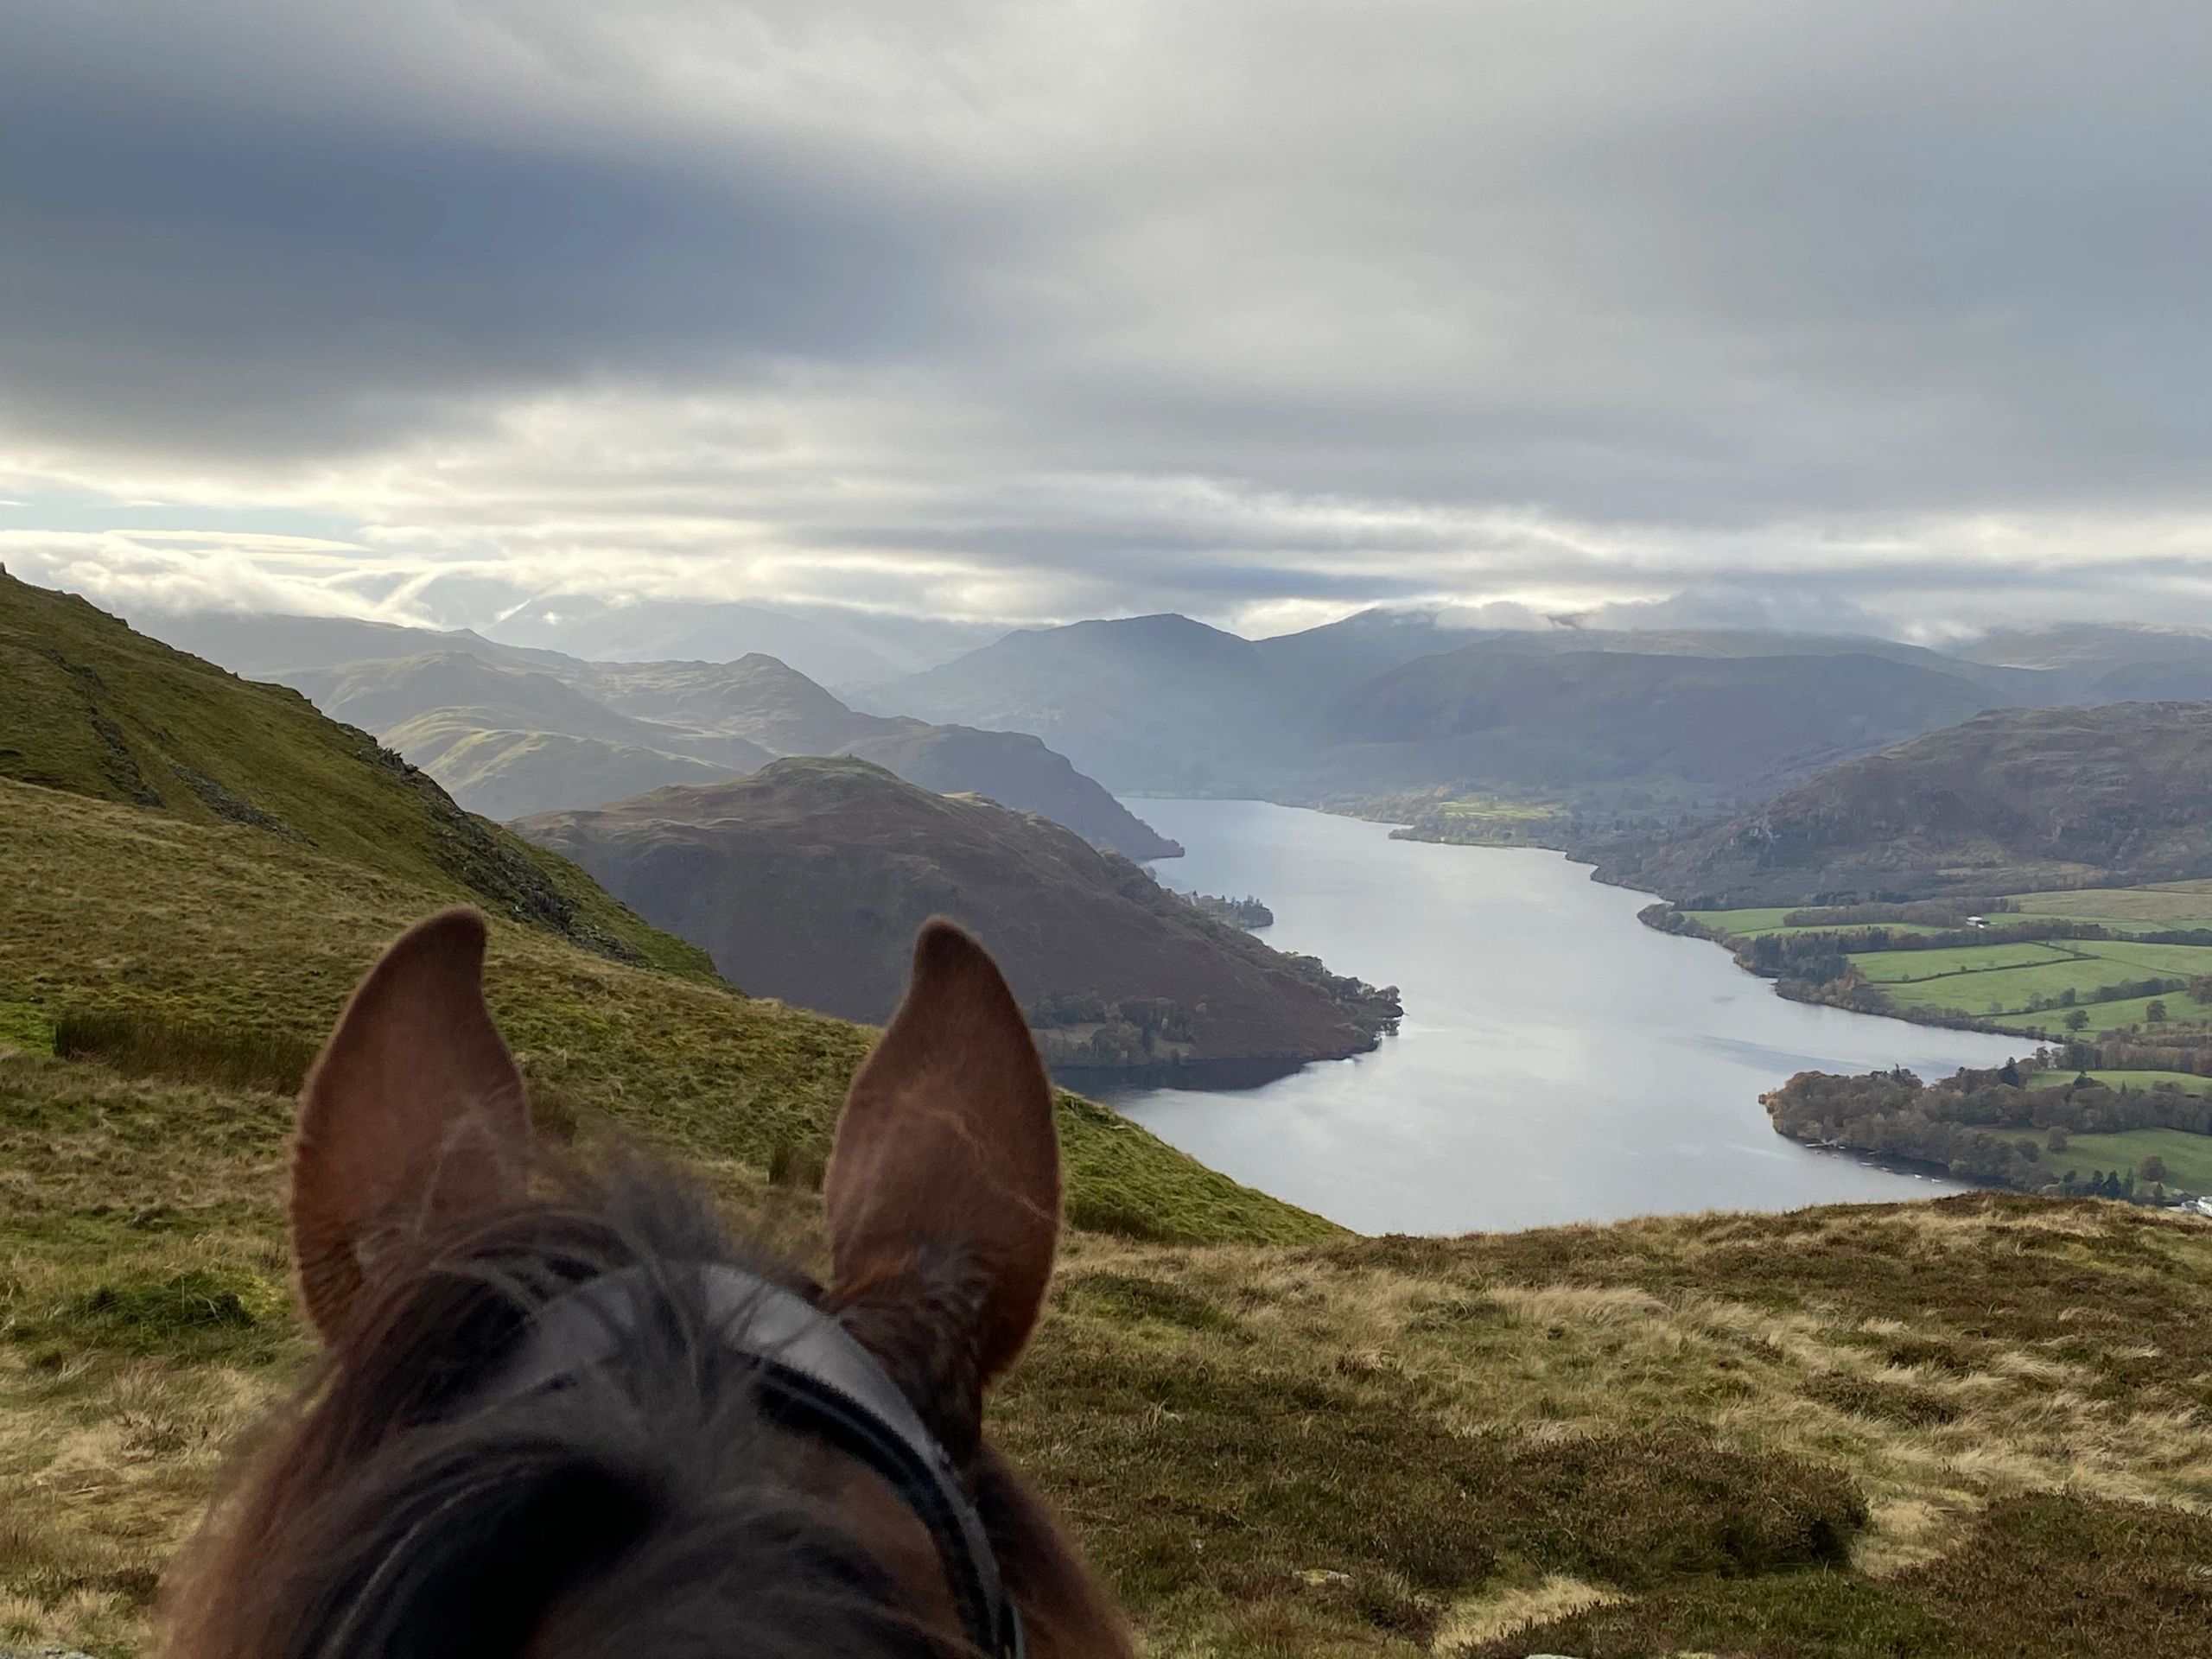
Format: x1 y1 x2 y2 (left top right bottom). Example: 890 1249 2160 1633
9 971 2212 1655
3 1036 2210 1656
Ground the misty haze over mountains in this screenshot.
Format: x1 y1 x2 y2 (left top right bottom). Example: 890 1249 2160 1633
130 593 2212 823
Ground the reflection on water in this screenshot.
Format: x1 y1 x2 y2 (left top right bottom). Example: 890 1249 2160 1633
1101 799 2025 1236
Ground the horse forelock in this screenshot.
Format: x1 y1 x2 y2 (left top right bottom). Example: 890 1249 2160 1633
162 1154 1012 1659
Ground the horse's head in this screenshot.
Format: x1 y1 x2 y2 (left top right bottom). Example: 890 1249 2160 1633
166 909 1133 1659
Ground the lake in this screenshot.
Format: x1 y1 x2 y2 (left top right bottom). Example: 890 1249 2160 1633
1100 798 2027 1235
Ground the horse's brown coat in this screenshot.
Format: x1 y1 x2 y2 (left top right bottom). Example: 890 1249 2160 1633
166 909 1133 1659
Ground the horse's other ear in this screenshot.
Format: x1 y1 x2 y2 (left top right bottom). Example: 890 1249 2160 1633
292 907 529 1343
827 919 1060 1394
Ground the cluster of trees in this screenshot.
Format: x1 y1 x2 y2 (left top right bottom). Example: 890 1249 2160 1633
2052 1168 2161 1200
1764 1059 2211 1197
1180 891 1275 930
1276 953 1404 1033
1027 993 1199 1068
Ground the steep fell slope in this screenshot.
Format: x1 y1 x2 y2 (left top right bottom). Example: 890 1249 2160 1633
518 758 1396 1073
401 728 748 821
1604 702 2212 906
0 571 702 972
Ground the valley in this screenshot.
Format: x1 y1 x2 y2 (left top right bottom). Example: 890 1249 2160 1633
6 575 2212 1656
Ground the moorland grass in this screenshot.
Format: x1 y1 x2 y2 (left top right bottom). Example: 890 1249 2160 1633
3 1039 2209 1657
0 778 1331 1251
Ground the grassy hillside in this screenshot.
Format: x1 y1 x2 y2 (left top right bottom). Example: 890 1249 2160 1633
3 1037 2207 1659
0 776 1322 1250
415 727 749 820
0 572 709 975
3 792 2209 1656
1611 703 2212 907
518 757 1396 1071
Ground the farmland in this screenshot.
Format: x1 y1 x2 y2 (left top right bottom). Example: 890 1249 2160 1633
2051 1128 2212 1191
2027 1070 2212 1097
1675 888 2212 1040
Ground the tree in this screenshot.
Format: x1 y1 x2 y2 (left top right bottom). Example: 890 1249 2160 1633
2189 974 2212 1004
2046 1125 2070 1153
2147 1000 2170 1024
2140 1155 2171 1185
2000 1058 2023 1088
2064 1008 2092 1032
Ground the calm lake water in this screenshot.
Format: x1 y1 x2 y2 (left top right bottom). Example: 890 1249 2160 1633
1102 799 2027 1236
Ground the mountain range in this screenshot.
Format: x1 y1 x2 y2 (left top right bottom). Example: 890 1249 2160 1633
136 600 2212 817
876 612 2212 802
139 611 1181 857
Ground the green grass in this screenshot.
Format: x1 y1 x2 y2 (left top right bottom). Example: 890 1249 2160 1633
0 571 715 978
2026 1069 2212 1096
1430 794 1565 822
1992 988 2212 1036
1683 908 1948 941
2008 879 2212 929
1850 942 2080 983
2047 1128 2212 1191
1864 940 2212 1017
0 777 1330 1252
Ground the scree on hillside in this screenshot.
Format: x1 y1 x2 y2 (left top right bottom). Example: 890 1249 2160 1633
1103 798 2024 1234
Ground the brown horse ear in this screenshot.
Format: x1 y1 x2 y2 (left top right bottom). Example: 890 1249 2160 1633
826 919 1060 1392
291 908 530 1343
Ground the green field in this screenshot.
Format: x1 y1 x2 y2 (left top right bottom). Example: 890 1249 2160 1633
1681 908 1947 941
2027 1070 2212 1096
2049 1128 2212 1191
1431 793 1566 823
1869 941 2212 1017
2010 880 2212 930
1850 942 2080 983
1993 988 2212 1035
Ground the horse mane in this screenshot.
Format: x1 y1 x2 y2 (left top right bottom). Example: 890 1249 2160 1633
163 1154 982 1659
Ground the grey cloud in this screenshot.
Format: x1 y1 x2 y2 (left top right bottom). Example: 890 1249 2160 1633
2 0 2209 633
0 42 960 457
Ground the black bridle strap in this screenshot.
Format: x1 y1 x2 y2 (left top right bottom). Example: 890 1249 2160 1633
474 1264 1023 1659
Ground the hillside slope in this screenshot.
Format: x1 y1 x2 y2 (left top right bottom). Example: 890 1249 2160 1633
0 773 1317 1248
882 613 1306 792
5 1023 2208 1659
518 758 1397 1074
1604 702 2212 906
1321 648 1999 795
0 571 704 973
169 613 1180 855
882 614 2034 800
400 728 748 821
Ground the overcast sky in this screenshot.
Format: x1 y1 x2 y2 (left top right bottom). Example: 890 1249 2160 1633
3 1 2208 641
